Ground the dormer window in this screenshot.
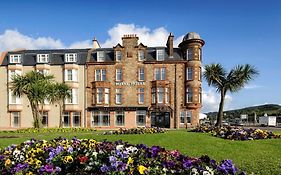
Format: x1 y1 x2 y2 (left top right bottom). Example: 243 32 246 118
138 50 145 61
9 54 22 64
186 49 193 60
65 53 77 63
156 49 164 61
37 54 49 63
97 51 105 62
115 51 122 62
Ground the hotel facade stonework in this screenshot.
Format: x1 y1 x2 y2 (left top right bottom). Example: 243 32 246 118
0 32 204 129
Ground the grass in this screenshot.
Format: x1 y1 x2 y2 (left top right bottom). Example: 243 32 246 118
1 130 281 174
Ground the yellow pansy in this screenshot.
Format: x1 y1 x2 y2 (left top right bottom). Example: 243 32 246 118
5 159 11 167
138 165 147 174
127 157 134 164
63 155 74 164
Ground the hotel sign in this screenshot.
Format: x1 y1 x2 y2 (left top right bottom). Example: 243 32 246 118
115 81 145 86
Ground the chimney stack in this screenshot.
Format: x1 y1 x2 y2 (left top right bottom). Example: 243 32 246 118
166 33 174 58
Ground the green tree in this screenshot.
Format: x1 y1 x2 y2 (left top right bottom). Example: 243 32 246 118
11 71 54 128
48 82 71 127
203 64 259 127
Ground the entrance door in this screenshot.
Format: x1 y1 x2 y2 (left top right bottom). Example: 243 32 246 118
151 112 170 128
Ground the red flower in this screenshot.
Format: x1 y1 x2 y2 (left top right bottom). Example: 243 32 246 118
78 156 88 164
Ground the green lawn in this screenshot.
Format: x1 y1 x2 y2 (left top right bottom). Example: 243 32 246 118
1 130 281 174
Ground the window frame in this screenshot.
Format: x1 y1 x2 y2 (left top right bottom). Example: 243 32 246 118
116 68 122 82
115 88 122 104
115 50 122 62
156 49 164 61
115 111 125 126
138 50 145 61
65 53 77 63
37 54 49 63
138 67 145 81
138 88 145 104
9 54 22 64
136 110 146 126
97 51 105 62
92 111 110 126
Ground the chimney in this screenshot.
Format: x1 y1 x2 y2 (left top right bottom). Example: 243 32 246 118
92 37 101 49
122 34 138 48
166 33 174 58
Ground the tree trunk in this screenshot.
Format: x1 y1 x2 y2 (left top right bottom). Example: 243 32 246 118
30 102 38 128
59 103 63 128
216 89 226 127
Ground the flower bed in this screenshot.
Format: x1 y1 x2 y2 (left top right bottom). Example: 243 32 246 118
0 137 245 174
0 128 96 134
103 127 166 135
190 126 281 140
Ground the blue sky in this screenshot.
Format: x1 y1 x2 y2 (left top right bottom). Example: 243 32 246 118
1 0 281 112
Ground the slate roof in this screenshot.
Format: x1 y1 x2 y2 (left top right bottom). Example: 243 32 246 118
1 47 185 66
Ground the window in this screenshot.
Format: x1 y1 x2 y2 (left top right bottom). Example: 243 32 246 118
97 51 105 62
136 110 146 126
65 89 78 104
8 70 22 81
92 111 110 126
151 88 156 104
138 88 145 104
186 67 193 80
115 88 122 104
37 54 49 63
115 111 125 126
64 69 78 81
115 51 122 61
138 68 145 81
11 112 20 127
95 69 106 81
9 54 21 63
198 48 202 61
180 112 185 124
165 88 170 104
94 88 110 105
157 88 164 103
62 112 70 127
9 89 21 104
42 112 48 127
186 87 193 103
154 68 166 80
65 53 77 62
73 112 81 127
37 69 49 76
116 68 122 82
156 49 164 61
138 50 145 61
187 111 192 123
186 49 193 60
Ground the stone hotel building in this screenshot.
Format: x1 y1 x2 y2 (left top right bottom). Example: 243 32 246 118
0 32 204 129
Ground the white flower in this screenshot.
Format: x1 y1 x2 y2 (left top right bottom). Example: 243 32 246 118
116 145 124 150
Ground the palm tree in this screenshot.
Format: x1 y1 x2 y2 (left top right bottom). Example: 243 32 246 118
203 64 259 127
11 71 54 128
48 82 71 127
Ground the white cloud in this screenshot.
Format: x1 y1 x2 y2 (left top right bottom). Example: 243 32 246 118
101 23 183 48
69 40 92 49
202 88 233 113
0 29 64 51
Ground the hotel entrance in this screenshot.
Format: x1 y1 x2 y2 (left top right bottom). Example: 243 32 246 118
151 112 170 128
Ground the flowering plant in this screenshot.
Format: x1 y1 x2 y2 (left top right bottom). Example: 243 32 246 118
1 128 96 134
190 126 281 141
0 137 245 174
103 127 166 135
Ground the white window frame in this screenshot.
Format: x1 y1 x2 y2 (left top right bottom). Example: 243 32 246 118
156 49 164 61
72 112 81 127
138 50 145 61
65 88 78 104
65 53 77 63
157 88 164 103
92 111 110 126
115 51 122 61
151 88 156 104
186 67 193 80
154 68 166 80
186 49 193 60
138 68 145 81
97 51 105 62
9 54 22 64
136 110 146 126
62 112 70 127
9 89 21 104
64 69 78 82
8 70 22 82
199 67 202 81
116 68 122 82
42 111 48 127
115 88 122 104
11 112 20 127
95 69 106 81
186 87 193 103
37 54 49 63
37 69 49 76
104 88 109 105
180 111 185 124
165 88 170 104
138 88 145 104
